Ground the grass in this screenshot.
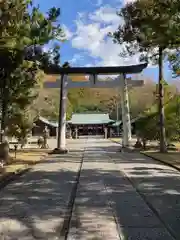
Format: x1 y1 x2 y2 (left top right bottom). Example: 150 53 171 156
9 151 48 164
142 151 180 171
0 150 48 181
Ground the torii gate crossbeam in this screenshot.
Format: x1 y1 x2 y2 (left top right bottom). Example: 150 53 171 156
44 63 148 153
44 77 144 88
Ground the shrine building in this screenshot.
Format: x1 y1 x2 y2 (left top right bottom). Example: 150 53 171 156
67 113 115 138
32 114 138 138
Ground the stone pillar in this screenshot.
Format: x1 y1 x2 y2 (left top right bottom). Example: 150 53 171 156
69 128 72 139
56 74 68 153
43 126 49 149
104 127 108 139
56 127 58 138
75 127 78 139
121 74 131 147
110 128 113 138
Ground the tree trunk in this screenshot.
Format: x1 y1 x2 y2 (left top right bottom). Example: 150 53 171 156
0 99 7 142
142 138 146 150
0 78 6 142
0 78 8 143
158 47 167 152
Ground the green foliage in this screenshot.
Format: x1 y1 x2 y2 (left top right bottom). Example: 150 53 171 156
7 110 33 141
168 49 180 77
0 0 64 50
136 112 159 142
66 100 73 120
112 0 180 151
129 80 156 118
165 95 180 141
136 94 180 143
0 0 64 138
39 95 60 121
112 0 180 61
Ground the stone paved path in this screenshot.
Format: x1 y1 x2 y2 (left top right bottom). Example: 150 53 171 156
0 138 180 239
67 139 175 240
0 140 85 240
107 149 180 240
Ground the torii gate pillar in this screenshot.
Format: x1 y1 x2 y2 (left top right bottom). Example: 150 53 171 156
121 74 131 147
54 74 68 153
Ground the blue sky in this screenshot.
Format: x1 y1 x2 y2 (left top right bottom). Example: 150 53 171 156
33 0 178 83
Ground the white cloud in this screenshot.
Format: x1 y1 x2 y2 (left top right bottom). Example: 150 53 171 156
71 5 140 66
72 21 104 52
70 54 84 65
62 24 73 40
124 0 136 4
89 5 120 24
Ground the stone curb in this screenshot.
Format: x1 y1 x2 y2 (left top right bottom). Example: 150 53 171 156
0 153 48 190
141 152 180 172
60 152 84 238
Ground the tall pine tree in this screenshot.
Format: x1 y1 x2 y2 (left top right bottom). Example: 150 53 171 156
0 0 64 141
112 0 180 152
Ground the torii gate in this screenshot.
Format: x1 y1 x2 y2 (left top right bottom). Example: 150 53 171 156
44 63 147 153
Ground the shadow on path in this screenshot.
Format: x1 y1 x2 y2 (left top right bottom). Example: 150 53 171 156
0 139 180 239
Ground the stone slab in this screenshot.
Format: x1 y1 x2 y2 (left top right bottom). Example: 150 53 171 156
107 143 180 240
67 146 120 240
1 137 178 240
67 139 167 239
120 227 173 240
0 141 85 240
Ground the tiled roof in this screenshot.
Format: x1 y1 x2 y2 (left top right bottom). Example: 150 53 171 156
68 113 114 125
38 116 58 128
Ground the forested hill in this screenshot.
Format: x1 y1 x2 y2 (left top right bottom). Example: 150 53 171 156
31 78 178 121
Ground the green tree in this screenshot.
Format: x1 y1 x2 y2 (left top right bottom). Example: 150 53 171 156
7 110 33 146
135 92 180 148
112 0 180 152
165 95 180 142
168 49 180 77
129 80 156 118
0 0 64 141
135 112 158 149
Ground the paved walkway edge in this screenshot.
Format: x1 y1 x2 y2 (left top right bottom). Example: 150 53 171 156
60 152 84 239
141 152 180 172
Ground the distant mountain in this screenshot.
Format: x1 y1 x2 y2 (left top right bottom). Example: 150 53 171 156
30 77 177 121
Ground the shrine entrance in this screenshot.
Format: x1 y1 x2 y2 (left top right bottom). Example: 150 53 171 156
44 63 147 153
67 113 114 139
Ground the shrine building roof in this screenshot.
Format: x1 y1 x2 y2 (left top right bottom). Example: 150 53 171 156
68 113 114 125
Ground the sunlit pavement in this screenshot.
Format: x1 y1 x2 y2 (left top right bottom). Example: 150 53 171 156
0 137 180 239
